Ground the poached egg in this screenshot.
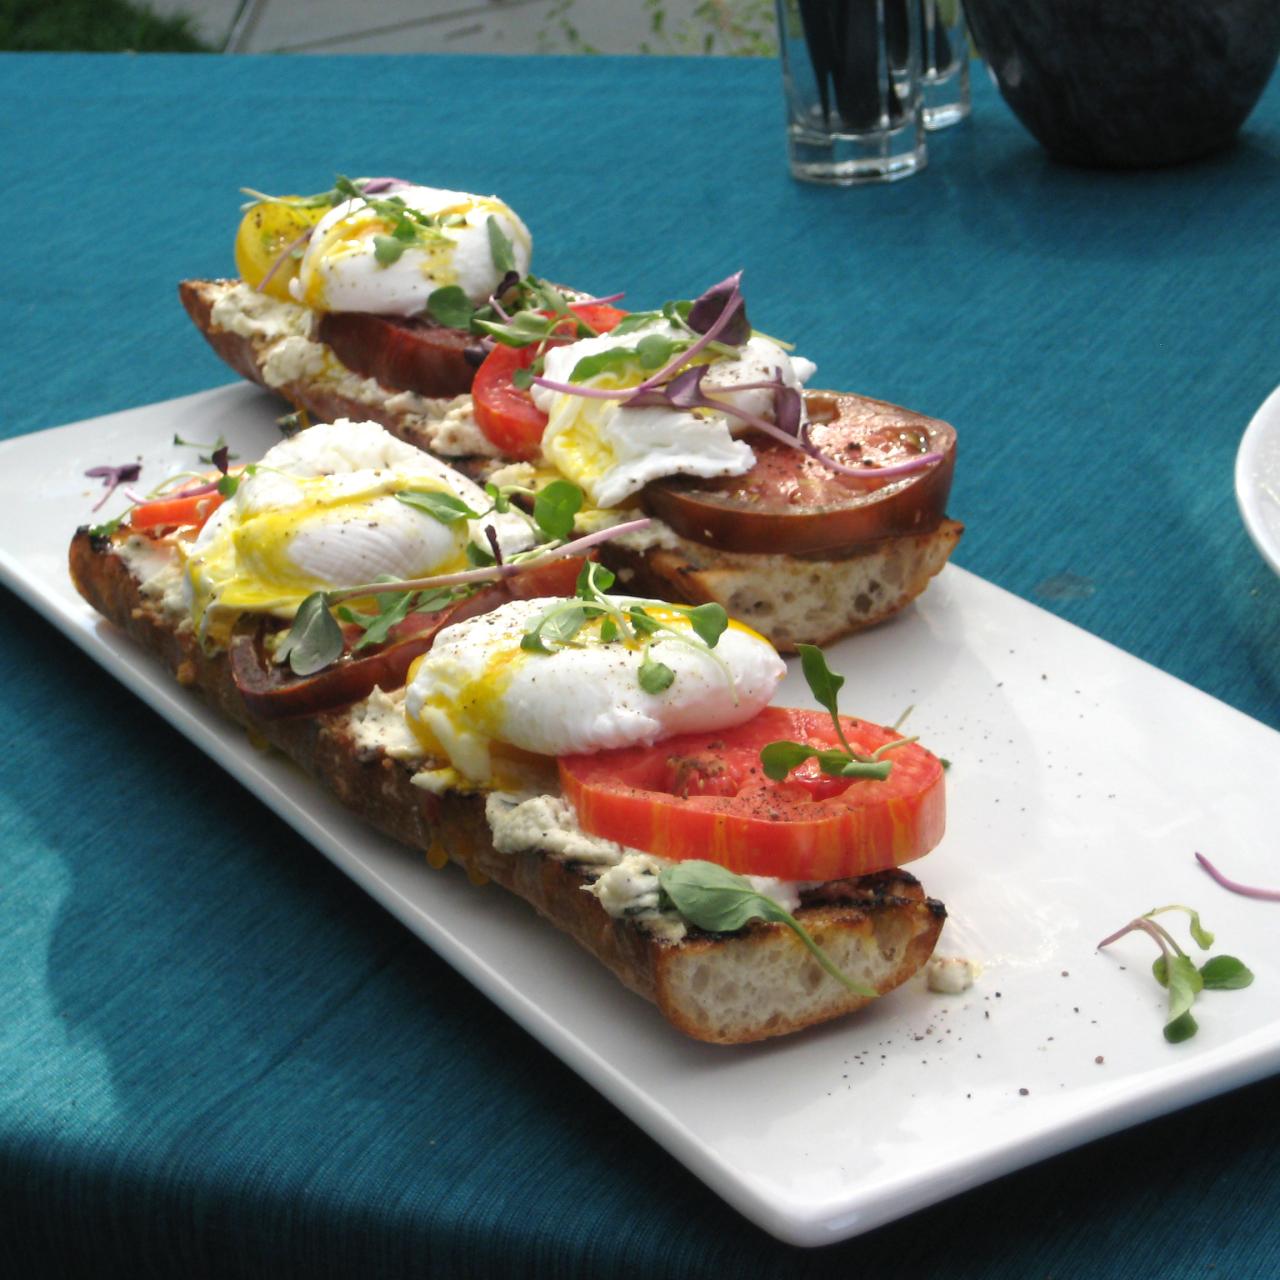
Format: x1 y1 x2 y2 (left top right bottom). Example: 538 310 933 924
403 596 786 784
184 420 534 640
290 184 532 316
532 320 817 509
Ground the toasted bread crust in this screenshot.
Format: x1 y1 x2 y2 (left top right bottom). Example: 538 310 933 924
69 529 945 1043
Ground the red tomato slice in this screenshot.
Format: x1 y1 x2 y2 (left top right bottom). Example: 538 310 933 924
558 707 945 881
130 490 225 531
472 302 626 461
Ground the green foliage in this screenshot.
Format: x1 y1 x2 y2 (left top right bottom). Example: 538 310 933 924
2 0 214 52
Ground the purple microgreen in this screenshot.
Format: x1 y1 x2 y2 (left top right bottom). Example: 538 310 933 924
1196 851 1280 901
254 224 315 294
484 524 504 566
359 177 411 194
686 271 751 346
774 383 803 436
211 445 231 476
85 462 142 511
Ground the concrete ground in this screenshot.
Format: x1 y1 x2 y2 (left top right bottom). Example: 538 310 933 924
148 0 778 56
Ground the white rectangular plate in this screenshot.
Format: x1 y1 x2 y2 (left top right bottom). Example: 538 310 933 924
4 384 1279 1247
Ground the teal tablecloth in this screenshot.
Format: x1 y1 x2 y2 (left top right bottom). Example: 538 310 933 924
2 52 1279 1278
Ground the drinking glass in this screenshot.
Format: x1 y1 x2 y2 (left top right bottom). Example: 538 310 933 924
776 0 926 185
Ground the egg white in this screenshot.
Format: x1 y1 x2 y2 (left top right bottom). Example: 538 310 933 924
183 419 535 638
532 321 816 508
403 595 787 784
290 184 532 316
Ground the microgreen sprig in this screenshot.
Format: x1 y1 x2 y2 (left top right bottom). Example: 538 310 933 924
1097 906 1254 1042
659 861 877 997
271 477 649 676
760 645 917 784
516 559 732 696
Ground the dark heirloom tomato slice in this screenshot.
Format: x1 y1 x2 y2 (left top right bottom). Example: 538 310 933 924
558 706 945 882
641 391 957 556
472 303 628 461
231 556 588 720
316 312 476 399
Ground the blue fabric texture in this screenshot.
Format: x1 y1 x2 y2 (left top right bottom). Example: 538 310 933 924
1 51 1278 1278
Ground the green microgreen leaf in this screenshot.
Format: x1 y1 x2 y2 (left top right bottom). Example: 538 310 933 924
796 642 845 723
1100 906 1255 1044
687 602 728 649
1164 1010 1199 1043
217 473 239 497
276 592 343 676
658 861 877 997
600 617 618 643
427 285 474 330
473 310 558 349
576 560 616 598
466 542 496 568
628 606 660 637
88 513 128 539
1145 905 1214 950
487 215 517 275
1199 955 1254 990
610 310 663 335
512 366 536 390
532 479 583 541
570 334 687 384
638 654 676 694
396 489 480 524
341 589 415 651
374 235 408 266
484 482 511 514
1166 954 1204 1026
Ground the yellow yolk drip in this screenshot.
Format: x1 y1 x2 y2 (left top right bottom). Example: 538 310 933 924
184 472 469 641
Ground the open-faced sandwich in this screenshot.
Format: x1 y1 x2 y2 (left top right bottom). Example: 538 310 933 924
181 177 963 652
72 419 947 1043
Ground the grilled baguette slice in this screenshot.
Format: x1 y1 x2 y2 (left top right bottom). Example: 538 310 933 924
179 276 962 652
68 527 946 1044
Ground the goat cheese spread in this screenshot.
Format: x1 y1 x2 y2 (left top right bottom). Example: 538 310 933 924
484 792 804 944
926 955 976 994
117 535 189 623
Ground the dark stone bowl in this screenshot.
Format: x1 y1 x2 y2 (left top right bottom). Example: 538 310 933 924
963 0 1280 167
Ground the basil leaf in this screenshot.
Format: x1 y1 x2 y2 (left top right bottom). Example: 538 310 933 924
397 489 479 524
796 643 845 720
687 602 728 649
659 861 877 997
638 656 675 693
487 215 517 274
427 285 474 330
373 235 407 265
276 592 343 676
532 479 583 540
1199 955 1254 990
1164 1010 1199 1043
